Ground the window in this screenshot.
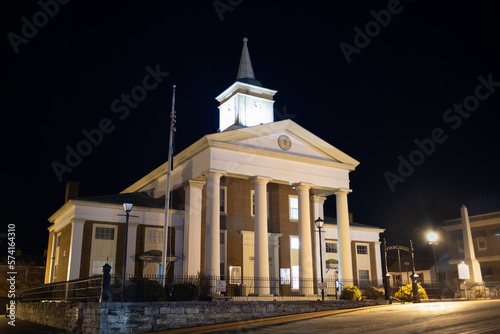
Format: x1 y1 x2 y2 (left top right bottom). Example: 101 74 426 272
481 267 492 282
292 265 300 290
326 242 337 253
356 245 368 255
359 269 370 281
458 240 464 252
92 260 114 275
291 237 299 250
146 229 163 244
251 190 269 217
229 266 241 285
90 225 117 277
95 227 115 240
220 186 227 214
289 195 298 220
280 268 290 284
477 236 487 250
56 235 61 247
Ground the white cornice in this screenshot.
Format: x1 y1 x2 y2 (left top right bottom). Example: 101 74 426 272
215 81 277 102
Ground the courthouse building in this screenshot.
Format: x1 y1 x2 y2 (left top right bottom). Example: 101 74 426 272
44 38 385 295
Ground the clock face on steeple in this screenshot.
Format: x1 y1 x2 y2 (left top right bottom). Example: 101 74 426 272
250 100 262 111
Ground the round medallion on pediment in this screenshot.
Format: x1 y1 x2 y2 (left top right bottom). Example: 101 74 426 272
278 135 292 151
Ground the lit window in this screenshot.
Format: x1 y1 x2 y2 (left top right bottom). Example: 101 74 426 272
291 237 299 249
326 243 337 253
356 245 368 255
280 268 290 284
95 227 115 240
292 265 299 290
289 196 298 220
229 266 241 285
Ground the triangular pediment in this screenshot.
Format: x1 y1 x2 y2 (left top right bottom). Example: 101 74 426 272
206 120 359 169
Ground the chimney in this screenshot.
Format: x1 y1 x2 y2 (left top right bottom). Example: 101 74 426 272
65 181 80 203
349 212 353 223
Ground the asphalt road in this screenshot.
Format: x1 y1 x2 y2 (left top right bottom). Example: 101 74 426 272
0 317 67 334
2 300 499 333
207 300 500 334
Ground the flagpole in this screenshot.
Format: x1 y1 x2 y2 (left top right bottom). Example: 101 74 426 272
161 84 176 286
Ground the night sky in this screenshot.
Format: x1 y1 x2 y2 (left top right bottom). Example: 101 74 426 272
2 1 500 260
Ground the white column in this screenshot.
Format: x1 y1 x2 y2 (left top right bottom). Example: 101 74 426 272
183 179 206 276
461 205 483 283
253 176 272 295
335 188 353 284
174 226 183 277
47 230 57 283
296 183 314 295
204 170 225 278
374 241 383 286
67 219 85 281
312 195 326 295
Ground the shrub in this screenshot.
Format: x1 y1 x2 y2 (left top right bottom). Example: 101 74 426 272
363 287 385 300
129 277 167 302
172 283 199 301
395 283 428 302
340 285 362 301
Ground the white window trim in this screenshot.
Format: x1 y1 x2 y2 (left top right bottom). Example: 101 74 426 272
355 242 371 283
145 227 164 250
477 236 487 250
289 195 298 221
89 224 117 276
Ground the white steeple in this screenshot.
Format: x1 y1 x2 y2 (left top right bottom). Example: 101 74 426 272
216 38 277 132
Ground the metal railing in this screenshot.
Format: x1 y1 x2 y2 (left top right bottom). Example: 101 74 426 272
22 272 498 303
20 276 102 302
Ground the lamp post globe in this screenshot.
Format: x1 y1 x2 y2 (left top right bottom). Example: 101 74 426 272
426 231 439 283
426 231 439 243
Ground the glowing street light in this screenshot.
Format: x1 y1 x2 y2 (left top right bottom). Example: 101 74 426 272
426 231 439 282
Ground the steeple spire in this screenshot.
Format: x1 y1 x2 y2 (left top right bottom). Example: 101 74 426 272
236 37 262 87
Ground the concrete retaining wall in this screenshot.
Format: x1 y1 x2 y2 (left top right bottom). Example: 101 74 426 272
18 300 381 333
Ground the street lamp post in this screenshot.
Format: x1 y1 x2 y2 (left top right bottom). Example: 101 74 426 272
122 200 133 301
426 231 439 283
315 217 325 301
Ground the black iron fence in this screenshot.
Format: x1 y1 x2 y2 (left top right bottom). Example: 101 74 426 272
21 272 500 303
